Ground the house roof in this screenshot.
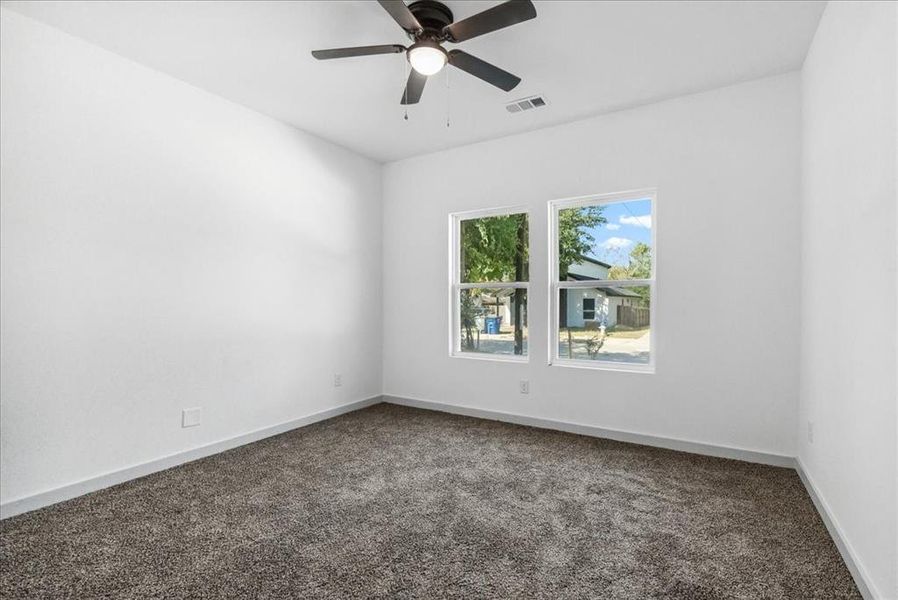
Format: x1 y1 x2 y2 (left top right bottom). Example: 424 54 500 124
565 273 643 298
568 273 599 281
604 287 643 298
576 255 613 269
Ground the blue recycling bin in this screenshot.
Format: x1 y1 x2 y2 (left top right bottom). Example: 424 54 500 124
485 316 501 335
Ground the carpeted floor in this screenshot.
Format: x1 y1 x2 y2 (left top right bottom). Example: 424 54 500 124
1 404 860 599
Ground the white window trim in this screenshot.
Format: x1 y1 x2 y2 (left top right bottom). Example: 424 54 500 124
448 205 530 363
547 188 657 373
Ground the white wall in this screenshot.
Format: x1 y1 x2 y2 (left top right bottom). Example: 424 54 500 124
0 9 383 507
383 73 801 458
799 2 897 598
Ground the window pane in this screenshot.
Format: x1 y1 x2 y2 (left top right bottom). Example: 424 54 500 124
461 213 529 283
582 297 595 320
558 198 652 282
458 288 528 356
557 285 650 364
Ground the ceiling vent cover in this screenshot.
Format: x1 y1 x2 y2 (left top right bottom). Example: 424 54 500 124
506 95 548 113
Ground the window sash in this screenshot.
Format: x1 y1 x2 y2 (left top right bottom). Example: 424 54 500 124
549 283 655 372
554 279 653 290
547 189 656 372
457 282 528 290
449 207 530 361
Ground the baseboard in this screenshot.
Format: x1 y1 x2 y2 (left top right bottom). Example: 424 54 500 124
795 458 880 600
0 395 382 520
383 394 796 468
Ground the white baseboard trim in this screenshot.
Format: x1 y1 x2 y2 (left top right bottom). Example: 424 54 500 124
0 395 381 520
795 458 880 600
383 394 796 468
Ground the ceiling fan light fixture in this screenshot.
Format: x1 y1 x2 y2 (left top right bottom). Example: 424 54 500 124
311 1 536 105
407 41 447 76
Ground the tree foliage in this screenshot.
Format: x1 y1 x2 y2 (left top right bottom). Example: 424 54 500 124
460 214 528 282
608 242 651 280
557 206 607 279
609 242 652 305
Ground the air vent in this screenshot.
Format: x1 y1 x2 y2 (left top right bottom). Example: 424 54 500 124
506 95 549 114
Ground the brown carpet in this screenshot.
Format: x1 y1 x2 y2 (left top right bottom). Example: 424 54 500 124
0 403 860 599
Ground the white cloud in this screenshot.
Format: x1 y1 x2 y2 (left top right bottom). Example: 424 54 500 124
601 237 634 250
606 223 621 230
619 214 652 228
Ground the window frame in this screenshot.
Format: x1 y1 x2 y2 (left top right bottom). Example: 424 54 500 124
449 205 531 363
547 189 657 373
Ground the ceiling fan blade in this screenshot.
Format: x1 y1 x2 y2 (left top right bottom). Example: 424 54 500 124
443 0 536 43
400 69 427 105
448 50 521 91
311 44 405 60
378 0 423 33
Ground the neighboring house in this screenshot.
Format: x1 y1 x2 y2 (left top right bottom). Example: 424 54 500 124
470 255 645 333
562 256 644 329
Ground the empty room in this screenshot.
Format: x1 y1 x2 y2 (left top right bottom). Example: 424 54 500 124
0 1 895 598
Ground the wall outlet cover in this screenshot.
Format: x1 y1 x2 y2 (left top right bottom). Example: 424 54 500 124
334 373 342 387
519 380 530 394
182 407 201 428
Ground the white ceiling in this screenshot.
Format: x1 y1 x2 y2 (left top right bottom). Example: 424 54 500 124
2 1 825 162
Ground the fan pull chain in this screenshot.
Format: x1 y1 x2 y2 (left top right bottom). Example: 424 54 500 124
402 57 409 121
446 66 451 128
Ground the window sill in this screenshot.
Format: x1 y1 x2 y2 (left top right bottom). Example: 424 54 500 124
549 359 654 374
450 352 529 364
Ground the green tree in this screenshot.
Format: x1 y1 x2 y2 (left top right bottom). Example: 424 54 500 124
557 206 606 279
461 214 528 282
609 242 652 305
627 242 652 279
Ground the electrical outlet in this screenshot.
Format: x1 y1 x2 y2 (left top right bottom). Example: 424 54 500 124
807 421 814 444
519 380 530 394
334 373 342 387
182 407 201 428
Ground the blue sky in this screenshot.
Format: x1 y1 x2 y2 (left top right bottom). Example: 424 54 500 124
582 198 652 266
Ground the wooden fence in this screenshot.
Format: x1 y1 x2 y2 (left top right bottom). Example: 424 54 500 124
617 305 650 328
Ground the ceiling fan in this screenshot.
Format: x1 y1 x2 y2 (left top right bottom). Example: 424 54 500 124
311 0 537 105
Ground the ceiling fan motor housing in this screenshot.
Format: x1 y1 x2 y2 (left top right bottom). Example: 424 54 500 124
407 0 455 41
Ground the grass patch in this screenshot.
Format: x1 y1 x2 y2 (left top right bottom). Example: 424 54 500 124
606 326 650 339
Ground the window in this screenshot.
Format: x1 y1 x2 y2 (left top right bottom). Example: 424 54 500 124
582 298 596 320
549 190 655 371
450 207 529 361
